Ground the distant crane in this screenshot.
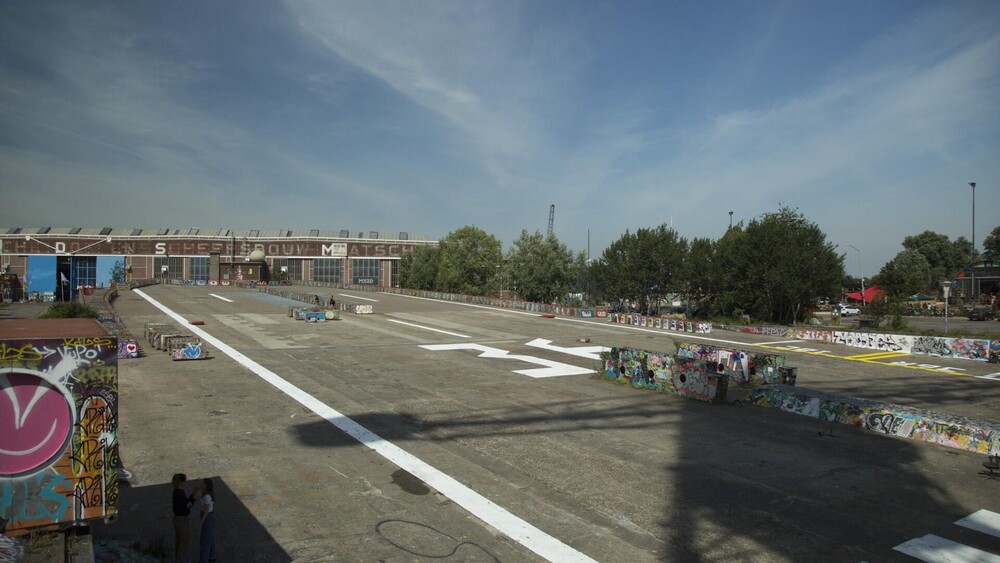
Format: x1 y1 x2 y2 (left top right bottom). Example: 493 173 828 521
547 204 555 238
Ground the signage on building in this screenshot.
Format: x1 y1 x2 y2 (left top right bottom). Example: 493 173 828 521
2 238 422 258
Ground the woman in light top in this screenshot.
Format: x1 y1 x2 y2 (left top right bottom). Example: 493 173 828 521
195 478 217 562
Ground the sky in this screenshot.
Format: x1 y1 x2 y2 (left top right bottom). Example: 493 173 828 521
1 1 998 277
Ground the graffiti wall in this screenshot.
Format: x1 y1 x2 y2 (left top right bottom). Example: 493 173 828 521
602 347 728 403
675 342 787 387
831 331 912 353
0 333 119 535
750 385 1000 456
607 313 712 334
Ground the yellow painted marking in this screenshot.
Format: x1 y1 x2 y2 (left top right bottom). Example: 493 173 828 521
757 344 972 376
843 351 909 361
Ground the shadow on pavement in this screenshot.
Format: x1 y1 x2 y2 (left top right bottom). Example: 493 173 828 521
91 475 291 562
289 389 990 561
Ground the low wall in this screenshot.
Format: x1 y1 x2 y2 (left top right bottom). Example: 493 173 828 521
717 324 996 363
608 313 713 334
674 342 788 387
750 385 1000 456
602 347 729 403
0 332 120 534
144 322 210 360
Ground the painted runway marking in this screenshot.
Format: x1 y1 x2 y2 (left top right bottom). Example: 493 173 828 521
420 343 594 378
895 510 1000 562
956 509 1000 539
134 289 595 563
525 338 610 361
386 293 985 378
209 294 234 303
893 534 1000 562
387 319 469 338
340 293 378 302
844 351 909 361
977 372 1000 381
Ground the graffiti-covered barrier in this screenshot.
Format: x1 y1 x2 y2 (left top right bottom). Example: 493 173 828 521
750 385 1000 456
143 322 210 360
608 313 712 334
287 307 339 321
675 342 790 388
603 347 729 403
0 319 120 535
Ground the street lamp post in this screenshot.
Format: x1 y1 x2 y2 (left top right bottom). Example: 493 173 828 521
969 181 976 303
728 211 733 229
846 244 865 306
942 281 951 336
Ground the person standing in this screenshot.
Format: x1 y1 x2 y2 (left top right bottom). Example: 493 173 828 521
196 478 217 562
171 473 195 563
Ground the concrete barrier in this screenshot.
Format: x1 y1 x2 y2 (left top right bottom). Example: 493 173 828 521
602 346 729 403
749 385 1000 456
674 342 788 388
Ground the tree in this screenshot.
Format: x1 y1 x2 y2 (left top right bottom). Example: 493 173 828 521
682 237 716 304
596 225 687 313
901 231 972 288
435 226 502 294
505 230 575 303
738 206 843 324
109 259 126 285
399 245 441 290
874 249 931 298
982 225 1000 261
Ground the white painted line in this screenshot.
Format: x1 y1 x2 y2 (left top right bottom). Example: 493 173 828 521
976 373 1000 381
420 343 594 378
956 509 1000 539
387 319 470 338
759 340 801 345
133 289 594 563
555 316 759 348
525 338 610 361
209 294 234 303
340 293 378 302
893 534 1000 562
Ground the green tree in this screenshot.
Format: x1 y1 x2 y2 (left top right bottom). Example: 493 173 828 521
873 249 931 298
505 230 576 303
399 245 441 290
739 206 843 324
109 259 126 285
597 225 688 313
435 226 502 294
683 237 716 305
982 225 1000 261
901 231 972 288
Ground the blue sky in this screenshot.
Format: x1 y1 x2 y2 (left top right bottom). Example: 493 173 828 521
1 1 997 276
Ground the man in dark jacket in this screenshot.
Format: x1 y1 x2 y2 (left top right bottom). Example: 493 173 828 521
172 473 195 562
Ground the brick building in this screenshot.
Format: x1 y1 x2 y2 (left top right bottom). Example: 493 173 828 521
0 226 437 299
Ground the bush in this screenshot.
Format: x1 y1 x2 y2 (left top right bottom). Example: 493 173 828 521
40 301 100 318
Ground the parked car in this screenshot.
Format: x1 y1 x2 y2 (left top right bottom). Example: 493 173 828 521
835 304 861 316
968 306 994 321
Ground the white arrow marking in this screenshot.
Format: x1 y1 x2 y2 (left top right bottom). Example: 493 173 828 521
524 338 609 361
420 343 594 378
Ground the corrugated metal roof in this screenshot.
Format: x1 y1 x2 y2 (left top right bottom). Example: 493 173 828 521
0 226 437 241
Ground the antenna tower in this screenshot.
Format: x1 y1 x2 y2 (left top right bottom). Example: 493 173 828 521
547 204 555 238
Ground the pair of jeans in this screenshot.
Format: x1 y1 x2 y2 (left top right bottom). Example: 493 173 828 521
199 511 216 562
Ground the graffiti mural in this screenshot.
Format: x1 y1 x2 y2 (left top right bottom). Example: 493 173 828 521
675 342 787 387
990 341 1000 364
948 338 990 361
602 347 728 403
750 385 1000 456
606 314 713 334
0 333 119 534
832 331 912 353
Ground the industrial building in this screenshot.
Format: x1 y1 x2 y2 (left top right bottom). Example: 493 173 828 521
0 226 437 300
